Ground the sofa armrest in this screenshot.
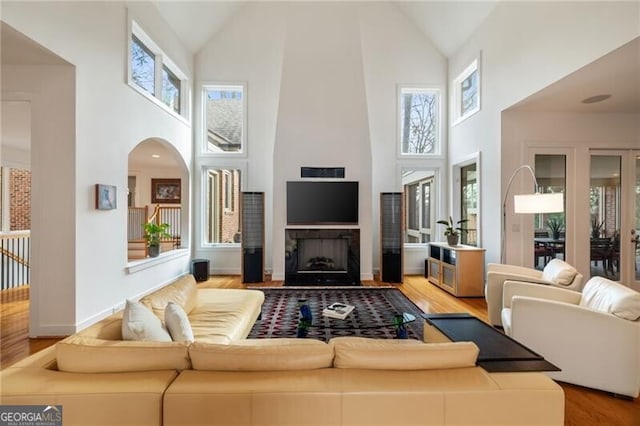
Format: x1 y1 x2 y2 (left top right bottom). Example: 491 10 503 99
485 269 547 326
503 281 581 308
487 263 543 278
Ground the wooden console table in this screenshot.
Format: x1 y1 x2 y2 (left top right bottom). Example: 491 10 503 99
425 243 485 297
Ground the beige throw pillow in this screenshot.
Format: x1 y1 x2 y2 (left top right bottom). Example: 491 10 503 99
122 299 172 342
542 259 578 286
165 301 195 342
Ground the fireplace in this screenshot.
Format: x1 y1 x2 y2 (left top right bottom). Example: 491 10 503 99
285 229 360 285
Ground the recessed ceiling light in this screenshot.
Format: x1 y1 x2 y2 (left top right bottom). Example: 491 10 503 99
581 94 611 104
152 154 160 158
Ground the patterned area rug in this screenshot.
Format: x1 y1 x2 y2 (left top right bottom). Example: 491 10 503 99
248 287 425 341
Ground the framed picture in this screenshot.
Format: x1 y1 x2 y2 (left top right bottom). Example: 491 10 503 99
95 184 117 210
151 178 181 204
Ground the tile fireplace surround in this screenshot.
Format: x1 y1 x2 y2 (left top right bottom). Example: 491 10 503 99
284 228 360 286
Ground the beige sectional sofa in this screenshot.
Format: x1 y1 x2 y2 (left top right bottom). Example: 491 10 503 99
1 274 565 425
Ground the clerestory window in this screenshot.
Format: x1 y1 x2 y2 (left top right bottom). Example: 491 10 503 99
128 20 186 118
398 87 441 156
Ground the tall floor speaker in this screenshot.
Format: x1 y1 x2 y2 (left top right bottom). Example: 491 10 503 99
241 192 265 283
380 192 403 283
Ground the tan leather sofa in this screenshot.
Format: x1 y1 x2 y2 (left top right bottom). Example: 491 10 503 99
1 275 565 425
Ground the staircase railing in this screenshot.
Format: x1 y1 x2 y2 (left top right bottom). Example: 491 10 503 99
128 205 181 258
1 231 30 290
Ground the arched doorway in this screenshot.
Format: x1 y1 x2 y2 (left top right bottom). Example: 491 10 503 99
127 138 188 260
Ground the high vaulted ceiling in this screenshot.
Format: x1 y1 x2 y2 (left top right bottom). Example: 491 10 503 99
152 0 499 57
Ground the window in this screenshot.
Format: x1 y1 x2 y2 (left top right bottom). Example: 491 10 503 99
398 87 440 155
460 163 478 246
205 168 241 244
204 85 245 154
162 65 181 114
452 56 481 124
128 20 186 118
403 170 435 243
131 35 155 95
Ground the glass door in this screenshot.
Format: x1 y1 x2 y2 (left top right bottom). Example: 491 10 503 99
589 151 639 288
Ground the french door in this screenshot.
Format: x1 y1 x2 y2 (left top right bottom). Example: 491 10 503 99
589 150 639 289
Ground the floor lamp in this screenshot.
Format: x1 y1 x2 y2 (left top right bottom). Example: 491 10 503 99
501 165 564 264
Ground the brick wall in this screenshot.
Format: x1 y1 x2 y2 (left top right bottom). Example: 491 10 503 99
9 168 31 231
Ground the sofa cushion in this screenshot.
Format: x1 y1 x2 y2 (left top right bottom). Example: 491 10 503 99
56 336 190 373
542 259 578 286
189 339 334 371
122 299 172 342
331 337 479 370
579 276 640 321
165 302 194 343
140 274 198 318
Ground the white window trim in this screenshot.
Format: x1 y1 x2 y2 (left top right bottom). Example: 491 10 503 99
452 151 482 247
397 85 443 158
201 83 248 158
397 164 446 247
199 163 247 248
452 54 481 126
127 19 190 124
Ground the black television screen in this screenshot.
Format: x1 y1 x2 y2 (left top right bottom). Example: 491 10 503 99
287 181 358 225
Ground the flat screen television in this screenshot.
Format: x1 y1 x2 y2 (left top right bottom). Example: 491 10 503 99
287 181 358 225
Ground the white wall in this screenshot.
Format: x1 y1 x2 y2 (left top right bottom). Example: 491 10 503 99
194 2 447 278
2 1 194 335
449 1 640 265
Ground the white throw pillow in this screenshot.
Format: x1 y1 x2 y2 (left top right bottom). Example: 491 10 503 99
122 299 172 342
165 301 195 342
542 259 578 286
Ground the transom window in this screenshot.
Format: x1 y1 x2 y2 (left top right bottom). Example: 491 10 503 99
452 56 481 124
128 20 186 117
204 85 246 154
398 87 440 156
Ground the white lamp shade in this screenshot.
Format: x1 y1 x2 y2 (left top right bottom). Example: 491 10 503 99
513 193 564 214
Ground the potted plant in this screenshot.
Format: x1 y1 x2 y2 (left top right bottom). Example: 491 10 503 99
437 216 468 246
546 217 564 240
590 216 605 239
143 222 171 258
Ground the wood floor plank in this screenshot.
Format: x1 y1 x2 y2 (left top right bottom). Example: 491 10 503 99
2 276 638 424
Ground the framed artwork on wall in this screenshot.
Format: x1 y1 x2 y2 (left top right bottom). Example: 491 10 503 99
151 178 181 204
95 184 117 210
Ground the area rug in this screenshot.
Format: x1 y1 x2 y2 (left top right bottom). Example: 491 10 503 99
248 287 425 342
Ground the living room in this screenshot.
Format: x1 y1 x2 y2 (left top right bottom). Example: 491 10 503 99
1 1 639 424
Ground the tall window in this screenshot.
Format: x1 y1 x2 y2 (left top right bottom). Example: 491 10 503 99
460 163 478 246
398 87 440 155
204 85 245 154
128 21 186 117
403 170 435 243
205 168 241 244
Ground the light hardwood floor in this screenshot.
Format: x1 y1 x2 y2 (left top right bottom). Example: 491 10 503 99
1 276 638 425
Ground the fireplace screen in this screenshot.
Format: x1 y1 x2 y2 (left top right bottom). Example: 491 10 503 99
298 238 348 272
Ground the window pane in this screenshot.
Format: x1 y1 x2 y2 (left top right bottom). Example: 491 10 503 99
205 169 241 244
131 35 155 95
590 155 621 279
407 183 418 231
461 163 477 246
461 69 478 115
534 155 566 270
400 88 438 155
421 182 431 229
205 86 244 153
162 65 180 114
